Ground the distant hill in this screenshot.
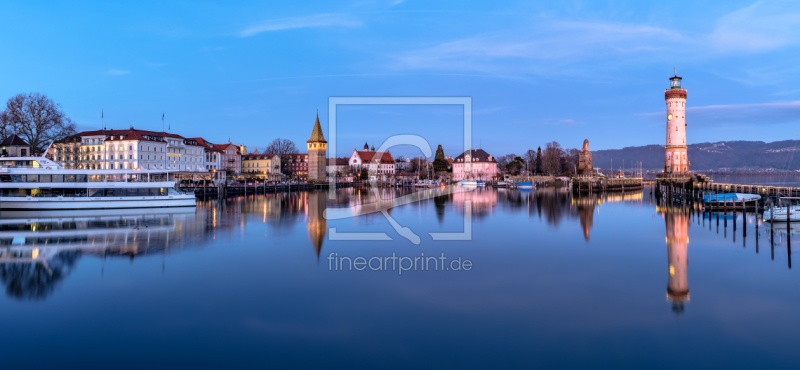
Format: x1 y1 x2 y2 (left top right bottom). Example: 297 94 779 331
592 140 800 171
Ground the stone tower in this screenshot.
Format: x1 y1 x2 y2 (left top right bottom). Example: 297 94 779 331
665 70 688 174
307 114 327 182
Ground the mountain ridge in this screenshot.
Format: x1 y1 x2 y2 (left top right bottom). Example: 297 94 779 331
591 140 800 171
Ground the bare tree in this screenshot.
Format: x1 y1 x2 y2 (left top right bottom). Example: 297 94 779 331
563 148 581 175
523 149 537 174
0 93 77 153
496 154 516 173
265 138 298 156
542 141 564 175
265 138 298 174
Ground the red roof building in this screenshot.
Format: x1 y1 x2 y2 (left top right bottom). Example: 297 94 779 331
283 153 308 179
349 148 395 178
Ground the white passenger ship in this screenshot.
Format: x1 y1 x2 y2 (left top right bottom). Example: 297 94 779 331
0 156 196 210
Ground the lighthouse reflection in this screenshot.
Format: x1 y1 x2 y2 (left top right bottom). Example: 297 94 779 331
659 203 690 314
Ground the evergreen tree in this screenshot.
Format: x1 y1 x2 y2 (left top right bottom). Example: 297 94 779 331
535 146 543 174
433 144 449 172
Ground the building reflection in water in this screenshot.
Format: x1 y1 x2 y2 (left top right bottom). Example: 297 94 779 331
0 208 198 301
659 203 690 314
452 187 496 218
306 191 327 258
571 191 643 241
0 186 667 302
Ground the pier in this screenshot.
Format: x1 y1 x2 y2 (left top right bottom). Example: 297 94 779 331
572 177 644 193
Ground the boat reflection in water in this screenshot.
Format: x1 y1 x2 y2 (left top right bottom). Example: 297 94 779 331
0 207 196 300
659 203 690 314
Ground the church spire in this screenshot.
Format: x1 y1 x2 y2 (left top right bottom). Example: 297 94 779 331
308 113 326 143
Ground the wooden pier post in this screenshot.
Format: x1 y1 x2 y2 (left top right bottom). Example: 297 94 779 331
724 198 728 227
742 199 746 238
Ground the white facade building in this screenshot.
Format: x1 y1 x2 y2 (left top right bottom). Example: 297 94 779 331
52 128 209 175
349 147 395 179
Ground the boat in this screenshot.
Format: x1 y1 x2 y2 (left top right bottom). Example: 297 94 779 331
518 181 534 189
703 193 761 210
763 205 800 222
458 180 477 186
476 180 486 187
494 181 508 188
0 156 196 211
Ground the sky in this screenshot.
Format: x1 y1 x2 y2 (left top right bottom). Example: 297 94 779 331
2 0 800 159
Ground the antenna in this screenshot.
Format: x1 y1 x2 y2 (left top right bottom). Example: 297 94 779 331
674 67 676 76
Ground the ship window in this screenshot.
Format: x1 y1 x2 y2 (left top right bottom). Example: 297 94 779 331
39 174 52 182
64 175 75 182
76 174 87 182
26 175 38 182
0 175 11 182
52 174 63 182
89 188 105 197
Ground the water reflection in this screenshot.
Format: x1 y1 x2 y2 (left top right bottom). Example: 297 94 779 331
0 186 791 303
307 191 327 258
0 208 196 300
659 203 690 314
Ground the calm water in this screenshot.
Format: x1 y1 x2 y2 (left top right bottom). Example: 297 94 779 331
706 173 800 187
1 187 799 369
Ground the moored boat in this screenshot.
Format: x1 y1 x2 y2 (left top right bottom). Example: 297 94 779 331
763 205 800 222
518 181 534 189
703 193 760 210
0 156 196 210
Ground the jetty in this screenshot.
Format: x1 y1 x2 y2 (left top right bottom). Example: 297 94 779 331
571 177 644 193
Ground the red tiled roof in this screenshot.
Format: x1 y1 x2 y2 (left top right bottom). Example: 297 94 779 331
242 153 276 160
0 134 29 146
355 151 394 164
213 143 240 154
77 128 186 140
186 137 223 152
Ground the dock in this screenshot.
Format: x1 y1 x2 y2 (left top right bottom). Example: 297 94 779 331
572 177 644 193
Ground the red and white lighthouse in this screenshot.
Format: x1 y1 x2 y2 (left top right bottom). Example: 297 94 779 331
664 70 688 174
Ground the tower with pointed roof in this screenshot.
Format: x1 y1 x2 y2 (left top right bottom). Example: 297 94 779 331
307 114 327 182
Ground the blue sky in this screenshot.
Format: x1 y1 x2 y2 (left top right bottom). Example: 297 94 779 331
2 0 800 159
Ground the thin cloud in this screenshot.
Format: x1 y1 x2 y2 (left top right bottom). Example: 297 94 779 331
708 1 800 53
638 101 800 126
393 2 800 74
105 69 130 75
240 13 362 37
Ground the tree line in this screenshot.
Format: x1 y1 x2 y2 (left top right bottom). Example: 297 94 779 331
496 141 581 176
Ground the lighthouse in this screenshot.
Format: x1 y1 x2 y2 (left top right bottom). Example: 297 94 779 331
664 70 688 174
